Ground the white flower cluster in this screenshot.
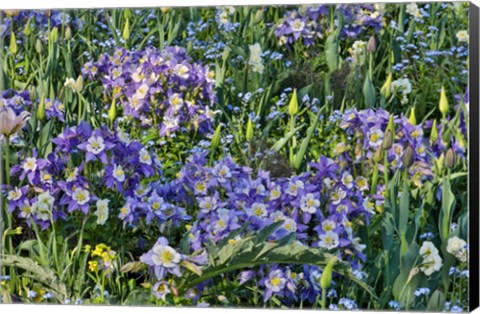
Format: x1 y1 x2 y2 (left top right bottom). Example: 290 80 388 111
391 78 412 105
351 40 367 66
447 236 468 262
95 199 110 225
406 3 421 19
419 241 442 276
248 43 264 74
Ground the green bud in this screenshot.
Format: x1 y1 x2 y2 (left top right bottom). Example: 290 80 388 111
402 145 414 168
123 19 130 42
408 107 416 126
439 86 449 117
108 98 117 123
373 144 384 163
24 17 32 36
436 154 444 173
445 148 457 169
124 8 132 19
65 26 72 40
382 130 393 150
37 94 46 121
35 38 43 54
211 123 222 151
320 258 335 290
50 27 59 43
381 73 393 98
9 31 18 55
222 47 230 63
246 118 254 142
288 89 298 116
430 120 438 144
367 35 376 53
75 75 84 93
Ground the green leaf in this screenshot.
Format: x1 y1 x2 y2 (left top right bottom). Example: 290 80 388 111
271 124 305 152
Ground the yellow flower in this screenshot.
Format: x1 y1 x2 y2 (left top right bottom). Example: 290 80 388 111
88 261 99 272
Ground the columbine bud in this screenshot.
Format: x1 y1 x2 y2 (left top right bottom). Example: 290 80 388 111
439 86 449 117
368 36 376 53
246 118 254 142
382 130 393 149
37 94 46 121
373 144 384 163
402 145 414 168
320 258 335 290
381 73 393 98
14 227 22 235
430 120 438 143
9 31 18 55
445 148 457 169
50 27 59 43
65 26 72 40
288 89 298 116
160 7 170 13
123 19 130 41
36 38 43 54
408 107 416 125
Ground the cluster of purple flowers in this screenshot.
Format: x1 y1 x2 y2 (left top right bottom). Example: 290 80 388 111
0 89 32 115
128 150 374 303
82 46 217 138
1 89 65 123
274 4 384 47
1 10 84 40
6 121 161 229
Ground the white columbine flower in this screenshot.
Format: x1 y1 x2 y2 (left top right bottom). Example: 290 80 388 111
139 148 152 165
318 231 340 250
456 30 469 43
22 157 37 172
289 18 305 32
151 245 181 268
368 128 384 148
72 188 90 205
119 204 131 220
136 83 150 100
113 165 126 182
199 197 217 214
86 136 105 155
286 180 304 196
7 187 22 201
173 64 190 80
249 202 267 218
300 193 320 214
331 188 347 205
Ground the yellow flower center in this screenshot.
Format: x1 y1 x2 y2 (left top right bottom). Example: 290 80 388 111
271 277 281 286
161 250 174 263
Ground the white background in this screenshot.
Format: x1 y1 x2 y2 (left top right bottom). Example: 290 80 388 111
1 0 479 313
